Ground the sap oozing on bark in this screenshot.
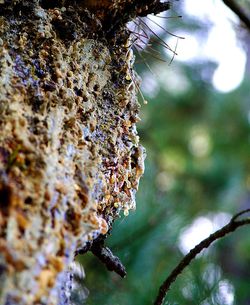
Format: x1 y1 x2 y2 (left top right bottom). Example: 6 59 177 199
0 1 147 304
0 1 171 304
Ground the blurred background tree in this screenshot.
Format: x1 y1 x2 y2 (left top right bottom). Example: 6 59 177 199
77 1 250 304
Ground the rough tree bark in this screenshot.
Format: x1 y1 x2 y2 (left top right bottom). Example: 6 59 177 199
0 1 170 305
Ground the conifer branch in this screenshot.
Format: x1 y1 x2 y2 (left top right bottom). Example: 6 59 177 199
222 0 250 30
153 209 250 305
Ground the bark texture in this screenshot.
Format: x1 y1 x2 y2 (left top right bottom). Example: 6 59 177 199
0 0 168 304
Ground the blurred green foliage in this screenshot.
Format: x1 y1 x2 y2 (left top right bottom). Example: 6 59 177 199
78 3 250 305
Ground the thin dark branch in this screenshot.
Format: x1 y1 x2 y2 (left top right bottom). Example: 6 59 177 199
75 234 126 278
222 0 250 31
231 208 250 221
153 209 250 305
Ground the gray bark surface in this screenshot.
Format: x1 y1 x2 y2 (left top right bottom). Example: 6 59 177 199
0 1 169 304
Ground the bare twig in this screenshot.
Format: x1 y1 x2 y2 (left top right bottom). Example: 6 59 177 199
75 235 127 278
231 208 250 221
222 0 250 31
153 209 250 305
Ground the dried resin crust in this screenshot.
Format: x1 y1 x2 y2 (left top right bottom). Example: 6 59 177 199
0 1 169 304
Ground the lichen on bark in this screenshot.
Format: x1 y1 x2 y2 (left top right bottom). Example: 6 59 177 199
0 1 169 304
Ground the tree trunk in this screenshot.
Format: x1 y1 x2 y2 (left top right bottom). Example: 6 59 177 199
0 1 168 304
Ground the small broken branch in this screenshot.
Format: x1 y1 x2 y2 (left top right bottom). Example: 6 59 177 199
91 244 127 278
222 0 250 31
153 209 250 305
75 235 127 278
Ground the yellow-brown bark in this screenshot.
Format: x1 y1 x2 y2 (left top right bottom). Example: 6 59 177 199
0 1 145 304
